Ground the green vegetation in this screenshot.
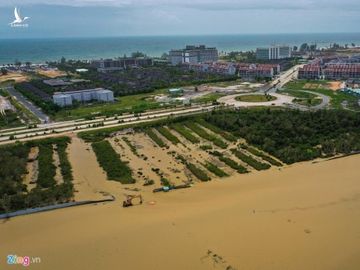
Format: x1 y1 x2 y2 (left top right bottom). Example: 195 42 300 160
206 109 360 164
284 80 360 111
176 154 210 181
192 93 225 104
0 137 73 214
169 123 200 144
203 162 229 177
235 94 276 103
279 89 322 106
145 128 167 148
91 141 134 184
184 122 228 149
122 137 139 156
199 144 213 150
231 149 271 171
196 118 237 142
156 127 180 144
37 144 57 188
239 144 282 166
186 162 211 182
0 111 22 129
218 156 248 174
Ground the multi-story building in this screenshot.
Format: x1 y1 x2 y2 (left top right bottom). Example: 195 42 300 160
323 64 360 80
256 46 292 60
91 57 153 73
236 63 280 79
169 45 218 65
182 62 236 76
53 88 114 107
298 65 322 80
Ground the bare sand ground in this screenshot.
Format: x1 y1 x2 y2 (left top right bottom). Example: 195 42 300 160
35 69 67 78
328 81 342 91
1 152 360 270
0 72 28 83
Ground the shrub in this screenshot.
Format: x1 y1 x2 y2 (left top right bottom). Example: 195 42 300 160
145 128 167 147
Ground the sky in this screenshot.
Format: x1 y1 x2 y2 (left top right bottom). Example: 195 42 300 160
0 0 359 38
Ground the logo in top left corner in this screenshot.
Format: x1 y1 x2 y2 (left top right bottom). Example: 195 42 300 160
9 7 30 28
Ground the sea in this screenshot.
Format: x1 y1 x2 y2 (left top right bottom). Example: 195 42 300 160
0 33 360 65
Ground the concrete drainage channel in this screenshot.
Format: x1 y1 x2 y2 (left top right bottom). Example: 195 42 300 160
0 195 115 220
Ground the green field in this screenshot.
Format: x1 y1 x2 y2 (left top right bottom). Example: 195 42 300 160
235 94 277 102
279 89 322 106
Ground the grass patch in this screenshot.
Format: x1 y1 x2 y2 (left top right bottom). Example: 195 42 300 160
37 144 57 188
192 93 225 104
231 149 271 171
92 141 134 184
122 137 139 156
235 94 276 102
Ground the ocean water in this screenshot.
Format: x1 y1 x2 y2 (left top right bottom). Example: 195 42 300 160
0 33 360 65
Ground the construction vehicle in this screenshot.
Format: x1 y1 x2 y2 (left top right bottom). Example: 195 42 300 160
123 194 143 207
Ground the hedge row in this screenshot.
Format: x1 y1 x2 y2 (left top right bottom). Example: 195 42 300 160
196 119 237 142
184 122 228 149
231 149 271 171
204 162 229 177
145 128 167 148
92 141 135 184
169 124 200 144
239 144 282 167
156 127 180 145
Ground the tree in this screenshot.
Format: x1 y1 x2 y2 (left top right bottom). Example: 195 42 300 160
351 43 356 47
1 68 8 76
14 60 21 68
300 43 309 52
293 46 298 52
60 57 66 64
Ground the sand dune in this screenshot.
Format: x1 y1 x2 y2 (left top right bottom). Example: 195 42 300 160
1 152 360 270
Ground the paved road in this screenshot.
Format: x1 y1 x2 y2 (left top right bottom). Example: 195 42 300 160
4 86 49 123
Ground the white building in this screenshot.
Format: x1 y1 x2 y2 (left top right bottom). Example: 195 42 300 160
169 45 218 65
53 88 114 107
256 46 292 60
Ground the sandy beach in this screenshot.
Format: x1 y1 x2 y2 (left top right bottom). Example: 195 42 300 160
1 146 360 269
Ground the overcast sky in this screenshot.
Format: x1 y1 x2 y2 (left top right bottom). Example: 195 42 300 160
0 0 359 38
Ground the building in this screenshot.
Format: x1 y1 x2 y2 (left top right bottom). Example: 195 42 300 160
53 88 114 107
256 46 292 60
169 45 218 65
323 64 360 80
298 65 322 80
236 63 280 79
182 62 236 76
91 57 153 72
168 88 184 96
43 79 72 87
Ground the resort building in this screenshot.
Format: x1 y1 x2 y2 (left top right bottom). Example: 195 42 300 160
182 62 236 76
91 57 153 72
53 88 114 107
256 46 292 60
169 45 218 65
236 63 280 79
298 65 322 80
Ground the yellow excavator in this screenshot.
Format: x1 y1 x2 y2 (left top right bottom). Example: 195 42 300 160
123 194 143 207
